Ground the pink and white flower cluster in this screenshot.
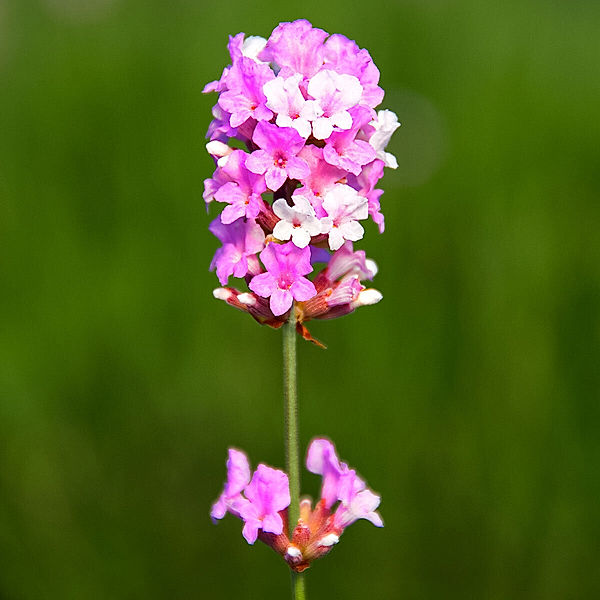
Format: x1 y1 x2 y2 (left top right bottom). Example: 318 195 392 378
211 439 383 572
203 20 399 339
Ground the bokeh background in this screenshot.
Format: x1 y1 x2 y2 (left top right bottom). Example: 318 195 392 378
1 0 599 597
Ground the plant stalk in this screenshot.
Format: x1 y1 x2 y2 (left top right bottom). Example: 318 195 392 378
283 306 306 599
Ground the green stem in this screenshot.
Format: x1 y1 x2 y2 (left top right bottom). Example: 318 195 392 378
283 306 306 599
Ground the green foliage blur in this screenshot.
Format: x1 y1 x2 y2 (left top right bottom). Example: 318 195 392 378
1 0 599 597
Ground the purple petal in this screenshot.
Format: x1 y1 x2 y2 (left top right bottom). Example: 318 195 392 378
226 448 251 496
265 166 287 191
246 150 271 175
249 272 276 298
262 512 284 535
270 288 293 316
242 519 260 544
290 277 317 302
286 156 311 181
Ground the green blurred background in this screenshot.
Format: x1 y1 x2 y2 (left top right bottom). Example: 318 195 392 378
1 0 599 597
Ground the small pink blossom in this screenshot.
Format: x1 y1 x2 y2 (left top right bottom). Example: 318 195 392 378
307 438 383 529
218 57 274 128
295 146 346 217
209 218 265 285
322 107 377 175
259 19 329 79
249 241 317 316
213 150 267 224
239 464 290 544
211 448 251 521
246 121 310 191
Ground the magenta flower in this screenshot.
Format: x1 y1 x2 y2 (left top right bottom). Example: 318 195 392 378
322 34 385 108
239 464 291 544
323 107 377 176
307 438 383 529
211 448 251 521
306 438 348 509
218 57 274 128
295 146 346 217
259 19 329 79
246 121 310 191
209 218 265 285
213 150 267 224
211 439 382 571
249 242 317 316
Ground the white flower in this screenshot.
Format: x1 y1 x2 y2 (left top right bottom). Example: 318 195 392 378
307 70 363 140
369 109 400 168
320 184 369 251
272 195 322 248
263 75 319 139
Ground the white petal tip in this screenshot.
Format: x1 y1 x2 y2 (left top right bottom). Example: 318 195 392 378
365 259 378 278
286 546 303 559
213 288 230 301
356 289 383 306
237 293 256 306
206 141 231 158
318 534 340 547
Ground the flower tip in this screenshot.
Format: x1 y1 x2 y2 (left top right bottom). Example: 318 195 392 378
365 258 378 278
286 546 303 560
206 140 232 158
355 288 382 306
318 533 340 548
237 292 257 306
213 287 232 301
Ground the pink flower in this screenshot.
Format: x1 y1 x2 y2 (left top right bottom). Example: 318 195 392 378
295 146 346 217
307 438 383 528
211 448 251 521
210 439 382 570
322 34 384 108
239 464 291 544
249 242 317 316
218 57 274 128
347 159 386 233
246 121 310 191
323 107 377 176
209 218 265 285
306 438 348 509
259 19 329 79
213 150 267 224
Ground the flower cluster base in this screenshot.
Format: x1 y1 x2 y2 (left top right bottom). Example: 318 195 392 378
211 439 383 572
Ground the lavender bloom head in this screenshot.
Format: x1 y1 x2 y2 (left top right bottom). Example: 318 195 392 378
204 20 398 343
